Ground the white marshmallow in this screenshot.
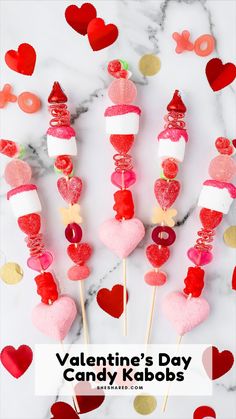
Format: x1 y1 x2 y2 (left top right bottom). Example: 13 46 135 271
9 189 42 218
105 113 140 134
47 135 77 157
198 185 233 214
158 137 186 162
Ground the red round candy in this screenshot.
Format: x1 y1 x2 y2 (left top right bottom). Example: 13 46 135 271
54 155 73 176
152 226 176 246
162 158 178 179
199 208 223 230
18 213 41 235
65 223 83 243
215 137 234 155
108 60 122 76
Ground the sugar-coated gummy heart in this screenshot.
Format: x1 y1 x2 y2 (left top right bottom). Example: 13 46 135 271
144 270 167 286
205 58 236 91
187 247 213 266
65 3 97 36
32 295 77 341
202 346 234 380
108 79 137 104
4 159 32 187
18 213 41 235
146 244 170 268
193 405 216 419
67 243 93 265
68 264 90 281
50 401 79 419
87 18 119 51
74 382 105 414
110 134 134 154
162 291 210 335
27 251 53 272
0 345 33 378
199 208 223 230
154 178 180 209
97 284 128 318
111 170 136 189
162 158 178 179
5 43 36 76
65 223 83 243
57 176 82 205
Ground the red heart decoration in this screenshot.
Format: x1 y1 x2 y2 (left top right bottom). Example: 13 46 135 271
202 346 234 380
154 178 180 209
199 208 223 230
97 284 128 318
57 176 83 205
87 18 119 51
5 43 36 76
205 58 236 91
0 345 33 378
74 381 105 413
193 405 216 419
232 266 236 290
65 3 97 36
146 244 170 268
17 213 41 235
67 242 93 264
110 134 135 154
232 139 236 149
50 402 79 419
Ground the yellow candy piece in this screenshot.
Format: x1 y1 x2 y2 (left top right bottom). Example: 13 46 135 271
133 394 157 415
151 207 177 227
223 226 236 248
139 54 161 76
59 204 83 226
0 262 23 285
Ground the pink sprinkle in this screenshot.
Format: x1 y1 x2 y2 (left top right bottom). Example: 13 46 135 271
7 184 37 200
158 128 188 142
204 179 236 198
47 126 76 139
104 105 141 117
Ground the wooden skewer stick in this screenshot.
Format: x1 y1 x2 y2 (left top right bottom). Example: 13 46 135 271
60 341 80 414
123 257 127 336
145 285 157 345
79 280 89 345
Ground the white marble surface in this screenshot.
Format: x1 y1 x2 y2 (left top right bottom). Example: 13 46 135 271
0 1 236 418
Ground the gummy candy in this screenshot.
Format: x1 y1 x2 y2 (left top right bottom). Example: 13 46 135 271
108 79 137 104
208 155 236 182
4 159 32 187
152 226 176 246
65 223 83 243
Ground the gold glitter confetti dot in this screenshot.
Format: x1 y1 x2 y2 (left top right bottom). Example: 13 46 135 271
139 54 161 76
133 394 157 415
223 226 236 248
0 262 23 285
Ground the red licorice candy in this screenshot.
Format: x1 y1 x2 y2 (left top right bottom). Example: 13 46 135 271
34 272 59 304
113 189 134 220
183 266 205 297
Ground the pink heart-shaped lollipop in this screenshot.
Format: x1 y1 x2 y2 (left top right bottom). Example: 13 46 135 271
111 170 136 189
144 270 167 286
187 247 213 266
27 251 53 272
57 176 82 205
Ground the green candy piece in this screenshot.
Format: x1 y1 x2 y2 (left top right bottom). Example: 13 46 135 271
18 145 26 159
119 59 129 70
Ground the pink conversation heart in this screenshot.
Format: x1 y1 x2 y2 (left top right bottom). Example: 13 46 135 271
57 176 82 204
99 218 145 258
111 170 136 189
144 270 167 286
27 251 53 272
187 247 213 266
162 291 210 336
32 295 77 341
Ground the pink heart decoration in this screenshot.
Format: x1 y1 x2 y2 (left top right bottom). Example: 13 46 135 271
27 251 53 272
99 218 145 258
111 170 136 189
32 296 77 341
162 291 210 336
144 270 167 286
187 247 213 266
154 178 180 209
57 176 82 204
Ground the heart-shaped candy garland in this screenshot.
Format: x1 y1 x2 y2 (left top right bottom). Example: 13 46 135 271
65 3 97 36
154 178 180 209
202 346 234 380
205 58 236 91
5 43 36 76
57 176 82 205
87 18 119 51
97 284 128 318
0 345 33 378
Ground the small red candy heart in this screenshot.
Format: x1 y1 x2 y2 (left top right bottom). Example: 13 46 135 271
202 346 234 380
232 266 236 291
18 213 41 235
75 382 105 413
0 345 33 378
110 134 134 154
205 58 236 91
146 244 170 268
65 3 97 36
87 18 119 51
5 43 36 76
67 243 93 265
57 176 82 205
199 208 223 230
50 401 79 419
154 178 180 209
97 284 128 318
193 405 216 419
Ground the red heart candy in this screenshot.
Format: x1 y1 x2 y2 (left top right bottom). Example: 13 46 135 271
5 43 36 76
232 139 236 149
110 134 134 154
205 58 236 92
146 244 170 268
232 266 236 291
199 208 223 230
67 243 92 265
17 213 41 235
97 284 128 318
154 178 180 209
193 405 216 419
65 3 97 36
57 176 82 205
87 18 119 51
0 345 33 378
202 346 234 380
74 382 105 413
50 402 79 419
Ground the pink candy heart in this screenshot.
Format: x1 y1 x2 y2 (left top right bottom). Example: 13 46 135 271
111 170 136 189
162 291 210 336
27 251 53 272
144 270 167 286
32 295 77 341
57 176 82 204
187 247 213 266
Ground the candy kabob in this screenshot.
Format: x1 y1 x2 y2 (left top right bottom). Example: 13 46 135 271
99 60 145 336
46 82 93 344
144 90 188 344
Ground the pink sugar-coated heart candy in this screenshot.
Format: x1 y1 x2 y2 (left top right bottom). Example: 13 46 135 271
57 176 83 205
187 247 213 266
111 170 136 189
4 159 32 188
162 291 210 336
67 264 90 281
108 79 137 104
99 218 145 259
32 295 77 341
27 251 53 272
144 270 167 286
208 155 236 182
154 178 181 209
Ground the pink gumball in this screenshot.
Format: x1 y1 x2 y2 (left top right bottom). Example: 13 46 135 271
108 79 137 104
4 159 32 187
208 155 236 182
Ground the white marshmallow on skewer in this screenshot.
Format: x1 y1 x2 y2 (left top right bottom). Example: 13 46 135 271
7 184 42 218
105 105 141 135
198 180 236 214
47 126 77 157
157 128 188 162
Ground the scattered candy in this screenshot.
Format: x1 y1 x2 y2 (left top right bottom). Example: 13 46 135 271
59 204 82 225
18 213 41 235
208 154 236 182
0 84 17 108
5 43 36 76
154 178 181 209
146 244 170 268
27 251 53 272
108 78 137 104
87 17 119 51
152 226 176 246
97 284 128 318
138 54 161 76
133 394 157 415
0 262 23 285
67 242 93 265
223 225 236 248
67 264 90 281
65 3 97 36
4 159 32 187
65 223 83 243
194 34 215 57
172 30 194 53
17 92 41 113
144 270 167 286
162 158 178 179
57 176 82 205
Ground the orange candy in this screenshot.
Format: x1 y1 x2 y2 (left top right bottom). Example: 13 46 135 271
17 92 41 113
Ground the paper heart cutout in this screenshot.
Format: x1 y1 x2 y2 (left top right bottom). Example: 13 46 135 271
97 284 128 318
154 178 180 209
50 402 79 419
74 382 105 413
144 270 167 286
146 244 170 268
232 266 236 290
32 295 77 341
27 251 53 272
67 242 93 264
99 218 145 259
202 346 234 380
162 291 210 336
65 3 97 35
87 18 119 51
5 43 36 76
205 58 236 91
187 247 213 266
193 406 216 419
57 176 83 205
0 345 33 379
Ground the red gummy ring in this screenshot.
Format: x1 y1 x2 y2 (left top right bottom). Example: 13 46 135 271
65 223 83 243
17 92 41 113
194 34 215 57
152 226 176 246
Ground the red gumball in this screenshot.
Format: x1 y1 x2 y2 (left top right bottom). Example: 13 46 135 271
113 189 134 220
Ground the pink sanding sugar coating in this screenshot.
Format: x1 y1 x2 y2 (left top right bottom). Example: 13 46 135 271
47 126 76 139
208 155 236 182
158 128 188 142
204 179 236 198
7 184 37 200
108 78 137 104
4 159 32 188
104 104 141 117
